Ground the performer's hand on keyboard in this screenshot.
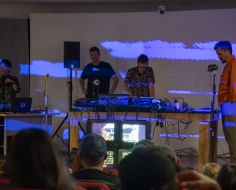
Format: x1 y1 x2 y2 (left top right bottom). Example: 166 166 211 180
82 88 88 95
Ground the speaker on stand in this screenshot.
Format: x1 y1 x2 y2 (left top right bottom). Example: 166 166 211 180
52 42 81 157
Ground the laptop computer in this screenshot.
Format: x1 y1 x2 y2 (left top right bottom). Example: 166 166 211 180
11 97 32 113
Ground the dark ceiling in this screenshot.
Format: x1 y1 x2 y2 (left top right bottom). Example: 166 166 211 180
0 0 236 12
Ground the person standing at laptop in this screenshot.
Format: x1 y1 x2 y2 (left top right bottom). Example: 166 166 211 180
79 46 119 99
124 54 155 97
0 59 21 109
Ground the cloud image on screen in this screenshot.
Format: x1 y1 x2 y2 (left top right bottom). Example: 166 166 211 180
122 124 146 142
92 123 115 141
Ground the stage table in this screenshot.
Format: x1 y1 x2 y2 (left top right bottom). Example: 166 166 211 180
0 113 56 155
69 110 220 171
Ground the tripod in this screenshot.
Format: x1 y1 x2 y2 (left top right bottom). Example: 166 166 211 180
52 67 73 149
52 67 86 152
208 64 218 162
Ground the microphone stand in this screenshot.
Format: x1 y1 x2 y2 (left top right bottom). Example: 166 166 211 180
209 69 218 163
44 73 49 132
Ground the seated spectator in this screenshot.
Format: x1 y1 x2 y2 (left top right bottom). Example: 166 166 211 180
3 128 76 190
216 163 236 190
71 133 120 190
159 144 181 165
119 147 176 190
202 162 221 180
133 140 182 172
132 139 156 150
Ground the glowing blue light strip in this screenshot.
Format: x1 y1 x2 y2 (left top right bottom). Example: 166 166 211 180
168 90 218 95
160 133 225 139
101 40 236 60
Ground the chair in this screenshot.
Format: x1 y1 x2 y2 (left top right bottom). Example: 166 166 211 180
75 181 110 190
103 168 119 176
0 179 10 185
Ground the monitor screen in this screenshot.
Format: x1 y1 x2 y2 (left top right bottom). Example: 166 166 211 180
121 121 151 147
118 148 132 164
92 123 115 141
103 150 115 169
86 119 121 145
122 124 146 142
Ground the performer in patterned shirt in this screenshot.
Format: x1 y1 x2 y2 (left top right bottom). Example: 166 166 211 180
124 54 155 97
0 59 21 109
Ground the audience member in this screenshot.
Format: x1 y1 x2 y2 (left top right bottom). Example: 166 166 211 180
133 140 182 172
71 133 120 190
119 147 176 190
159 144 181 165
3 128 76 190
132 139 156 150
177 170 221 190
202 162 221 180
216 163 236 190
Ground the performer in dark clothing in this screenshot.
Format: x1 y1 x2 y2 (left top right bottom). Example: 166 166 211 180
0 59 20 109
79 47 119 99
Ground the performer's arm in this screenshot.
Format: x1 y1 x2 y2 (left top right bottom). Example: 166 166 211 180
5 78 20 93
124 83 132 96
109 74 119 94
79 77 87 95
218 64 230 107
149 83 155 98
148 68 155 98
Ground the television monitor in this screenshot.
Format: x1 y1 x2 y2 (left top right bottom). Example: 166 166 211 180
86 119 121 146
103 147 118 169
120 120 151 148
117 148 132 164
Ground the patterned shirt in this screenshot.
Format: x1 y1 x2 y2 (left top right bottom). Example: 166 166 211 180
124 66 155 97
0 74 21 109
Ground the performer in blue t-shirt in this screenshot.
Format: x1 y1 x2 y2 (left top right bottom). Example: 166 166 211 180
79 46 119 99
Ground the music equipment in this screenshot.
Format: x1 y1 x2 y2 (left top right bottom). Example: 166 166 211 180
64 41 80 68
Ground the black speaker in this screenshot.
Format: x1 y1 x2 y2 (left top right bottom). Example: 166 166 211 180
64 41 80 68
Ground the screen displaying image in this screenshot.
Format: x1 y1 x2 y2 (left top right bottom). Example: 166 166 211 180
103 150 114 168
122 150 132 159
122 124 146 142
92 123 115 141
118 149 132 164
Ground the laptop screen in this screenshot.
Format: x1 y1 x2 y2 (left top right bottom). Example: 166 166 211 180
11 97 32 113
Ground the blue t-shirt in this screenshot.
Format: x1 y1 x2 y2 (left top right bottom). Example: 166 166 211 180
81 61 116 98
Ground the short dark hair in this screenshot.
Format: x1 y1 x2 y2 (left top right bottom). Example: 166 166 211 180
1 59 12 69
217 164 236 190
89 46 100 55
119 147 176 190
137 54 149 63
214 41 232 54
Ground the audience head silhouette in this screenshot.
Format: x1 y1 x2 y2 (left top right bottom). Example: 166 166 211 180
202 162 221 180
217 163 236 190
119 147 176 190
132 139 156 150
3 128 75 190
79 133 107 169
